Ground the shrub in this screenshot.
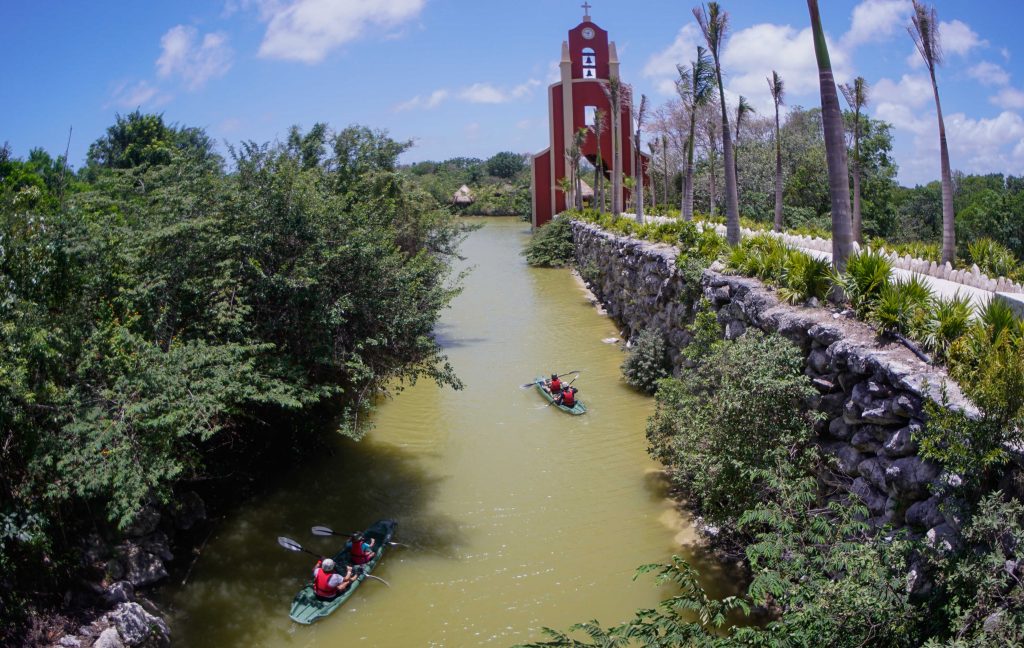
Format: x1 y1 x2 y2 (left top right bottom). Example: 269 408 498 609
872 274 934 335
726 233 789 283
621 329 670 394
524 217 575 267
967 237 1019 278
916 293 974 359
779 250 832 304
836 249 893 317
646 331 818 528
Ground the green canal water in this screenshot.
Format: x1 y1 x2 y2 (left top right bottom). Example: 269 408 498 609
160 217 736 646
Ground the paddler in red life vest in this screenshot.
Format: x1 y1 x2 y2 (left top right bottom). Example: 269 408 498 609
545 373 562 395
312 558 355 600
557 384 578 408
349 532 377 565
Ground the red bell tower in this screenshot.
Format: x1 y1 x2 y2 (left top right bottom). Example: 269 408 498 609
531 5 650 228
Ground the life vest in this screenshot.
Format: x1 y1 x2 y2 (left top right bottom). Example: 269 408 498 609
350 541 372 565
549 379 562 393
313 566 338 598
561 389 575 407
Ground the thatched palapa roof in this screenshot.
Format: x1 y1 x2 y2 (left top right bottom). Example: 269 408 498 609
579 179 594 199
452 184 476 205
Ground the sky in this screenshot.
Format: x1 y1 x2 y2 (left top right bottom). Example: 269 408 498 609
2 0 1024 186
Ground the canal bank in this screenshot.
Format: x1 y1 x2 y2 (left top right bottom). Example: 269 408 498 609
156 217 735 646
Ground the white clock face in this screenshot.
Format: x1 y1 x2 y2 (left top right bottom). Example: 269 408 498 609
582 27 595 40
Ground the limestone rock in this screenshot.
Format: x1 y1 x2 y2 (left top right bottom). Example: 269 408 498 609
56 636 82 647
124 505 161 538
851 477 887 515
827 417 853 441
886 456 940 501
103 581 135 606
858 457 890 493
882 423 920 458
861 404 904 425
109 602 170 647
906 497 945 529
109 543 168 588
807 349 829 375
92 628 124 648
822 442 863 475
926 523 962 554
851 429 881 453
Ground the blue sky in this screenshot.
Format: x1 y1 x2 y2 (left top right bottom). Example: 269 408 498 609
3 0 1023 185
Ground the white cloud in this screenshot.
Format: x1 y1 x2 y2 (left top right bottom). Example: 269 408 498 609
1001 47 1012 62
722 23 851 114
872 75 933 136
256 0 426 63
940 19 987 57
992 87 1024 110
394 89 449 112
156 25 233 90
642 23 702 96
458 80 539 104
968 61 1010 87
106 80 169 109
842 0 911 48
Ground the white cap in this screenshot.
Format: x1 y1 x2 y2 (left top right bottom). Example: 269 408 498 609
322 558 336 572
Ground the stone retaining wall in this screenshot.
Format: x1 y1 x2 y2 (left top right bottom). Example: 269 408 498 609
572 221 979 538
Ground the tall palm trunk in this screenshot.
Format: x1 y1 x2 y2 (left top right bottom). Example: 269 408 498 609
807 0 854 272
633 94 648 223
593 109 605 213
768 71 785 232
604 77 625 217
695 2 740 245
684 112 697 220
932 72 955 264
661 134 670 210
910 0 955 265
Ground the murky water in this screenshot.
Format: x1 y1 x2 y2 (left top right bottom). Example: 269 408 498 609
160 217 736 646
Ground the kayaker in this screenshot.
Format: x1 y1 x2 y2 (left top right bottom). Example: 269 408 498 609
312 558 355 600
349 532 377 565
545 373 562 395
557 384 577 408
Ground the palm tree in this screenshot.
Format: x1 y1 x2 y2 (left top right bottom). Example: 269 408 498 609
676 46 716 221
910 0 955 265
632 94 649 222
602 76 627 217
572 127 588 210
694 2 741 245
768 71 785 232
807 0 854 272
647 140 659 209
840 77 869 243
734 95 755 190
661 134 670 209
704 108 720 217
593 108 606 212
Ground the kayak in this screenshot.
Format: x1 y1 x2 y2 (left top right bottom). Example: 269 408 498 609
534 377 586 415
288 519 397 625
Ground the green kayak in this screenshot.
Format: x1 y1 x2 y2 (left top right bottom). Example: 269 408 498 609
534 377 586 415
288 519 397 625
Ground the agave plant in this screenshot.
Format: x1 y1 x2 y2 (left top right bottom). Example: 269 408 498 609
834 249 893 317
872 274 934 335
779 250 832 305
914 293 973 359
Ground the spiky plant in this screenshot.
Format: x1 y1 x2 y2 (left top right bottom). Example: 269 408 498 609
779 250 833 305
840 76 869 243
807 0 855 275
967 238 1019 279
917 293 974 358
676 46 716 222
835 249 893 317
910 0 956 266
694 2 741 245
768 71 785 232
873 274 934 335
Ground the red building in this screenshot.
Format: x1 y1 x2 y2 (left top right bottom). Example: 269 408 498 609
531 7 650 228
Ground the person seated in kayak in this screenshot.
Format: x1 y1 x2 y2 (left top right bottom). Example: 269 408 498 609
312 558 355 600
544 373 562 395
349 532 377 565
557 384 578 408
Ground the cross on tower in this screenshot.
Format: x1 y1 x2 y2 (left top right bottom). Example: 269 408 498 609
581 2 592 18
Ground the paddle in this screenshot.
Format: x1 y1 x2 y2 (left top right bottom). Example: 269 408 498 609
545 374 580 407
278 536 392 587
519 370 580 389
311 525 409 548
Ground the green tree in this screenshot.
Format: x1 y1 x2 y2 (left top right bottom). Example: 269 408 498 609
768 71 786 231
485 151 526 179
676 46 716 221
841 76 869 243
